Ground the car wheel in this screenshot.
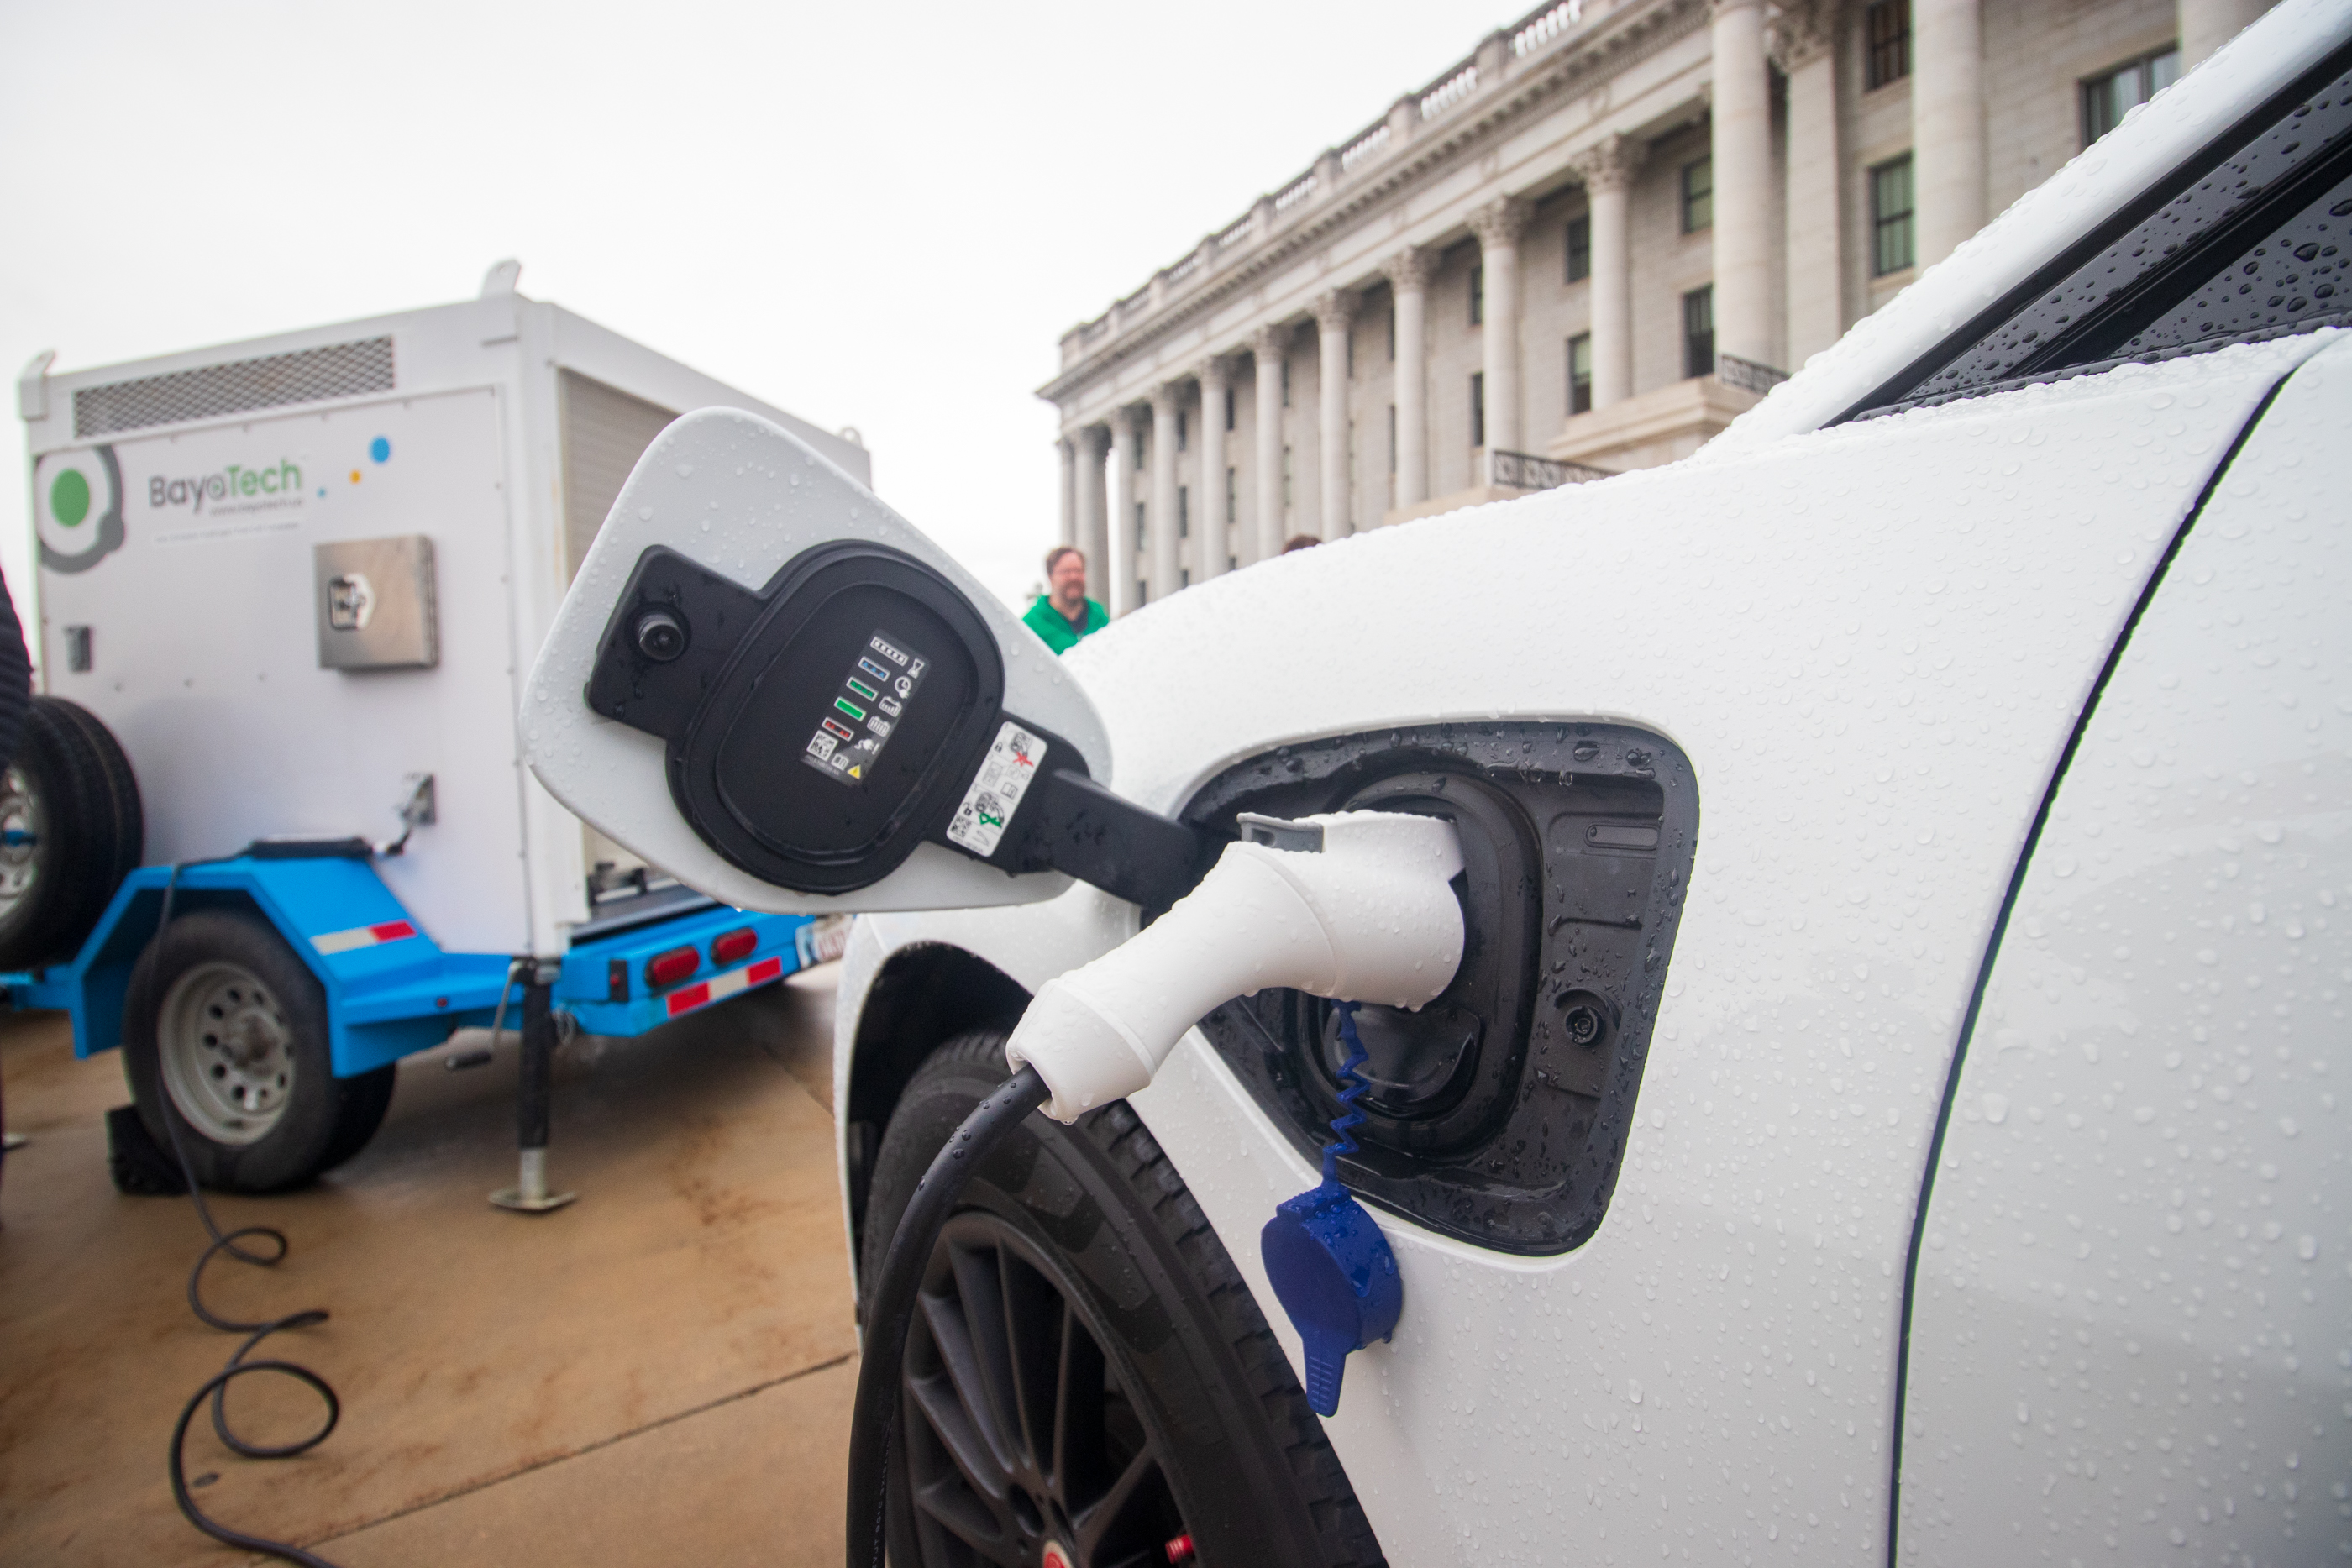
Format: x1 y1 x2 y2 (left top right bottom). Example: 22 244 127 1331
123 909 395 1193
0 695 143 970
862 1030 1387 1568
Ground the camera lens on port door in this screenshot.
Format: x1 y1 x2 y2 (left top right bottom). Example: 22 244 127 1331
633 609 687 662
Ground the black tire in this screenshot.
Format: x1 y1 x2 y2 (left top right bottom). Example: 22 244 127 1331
122 909 395 1193
0 695 144 969
862 1030 1387 1568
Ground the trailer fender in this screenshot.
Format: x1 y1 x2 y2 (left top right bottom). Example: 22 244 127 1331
12 855 510 1078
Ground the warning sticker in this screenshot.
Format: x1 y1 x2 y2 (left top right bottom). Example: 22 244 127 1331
947 721 1048 857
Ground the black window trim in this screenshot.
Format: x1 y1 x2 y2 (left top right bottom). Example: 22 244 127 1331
1832 39 2352 426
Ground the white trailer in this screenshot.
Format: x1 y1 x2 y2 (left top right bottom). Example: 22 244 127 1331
5 265 864 1193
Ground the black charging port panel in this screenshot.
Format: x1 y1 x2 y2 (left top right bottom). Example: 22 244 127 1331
1183 721 1699 1256
585 542 1220 906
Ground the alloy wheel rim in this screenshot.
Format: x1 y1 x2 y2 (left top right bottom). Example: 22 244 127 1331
158 960 294 1146
901 1209 1186 1567
0 764 42 919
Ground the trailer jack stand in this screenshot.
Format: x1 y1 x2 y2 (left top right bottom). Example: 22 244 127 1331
491 965 577 1214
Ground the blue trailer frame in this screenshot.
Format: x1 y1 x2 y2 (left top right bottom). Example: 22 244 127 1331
2 854 830 1074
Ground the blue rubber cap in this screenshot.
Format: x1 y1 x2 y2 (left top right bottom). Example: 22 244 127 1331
1259 1178 1403 1417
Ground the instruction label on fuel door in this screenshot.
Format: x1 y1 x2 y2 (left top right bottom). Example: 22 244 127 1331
947 721 1047 857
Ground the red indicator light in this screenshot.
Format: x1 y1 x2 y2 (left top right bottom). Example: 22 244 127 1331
1165 1536 1195 1565
644 946 700 990
711 927 758 966
607 958 629 1001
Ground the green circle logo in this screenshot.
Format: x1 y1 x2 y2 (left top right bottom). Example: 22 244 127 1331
50 469 90 527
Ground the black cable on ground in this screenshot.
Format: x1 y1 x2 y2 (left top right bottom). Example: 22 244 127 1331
151 866 346 1568
843 1064 1049 1568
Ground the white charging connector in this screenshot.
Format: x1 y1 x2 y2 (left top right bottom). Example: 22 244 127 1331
1005 810 1465 1122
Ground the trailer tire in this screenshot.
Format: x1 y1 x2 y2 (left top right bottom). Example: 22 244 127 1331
0 695 144 970
123 909 396 1193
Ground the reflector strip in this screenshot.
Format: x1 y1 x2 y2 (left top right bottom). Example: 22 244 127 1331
664 955 785 1018
311 920 419 955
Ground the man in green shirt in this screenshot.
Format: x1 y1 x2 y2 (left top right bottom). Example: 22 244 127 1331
1022 545 1109 654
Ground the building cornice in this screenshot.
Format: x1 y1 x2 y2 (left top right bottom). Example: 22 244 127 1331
1039 0 1709 412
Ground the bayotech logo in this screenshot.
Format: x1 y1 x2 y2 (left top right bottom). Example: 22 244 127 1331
149 459 304 513
35 446 125 574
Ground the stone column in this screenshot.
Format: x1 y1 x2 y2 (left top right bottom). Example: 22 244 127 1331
1470 197 1531 462
1914 0 1986 270
1711 0 1775 369
1252 324 1286 563
1057 433 1078 551
2181 0 2272 66
1110 411 1139 616
1074 423 1110 605
1312 291 1356 539
1195 358 1229 584
1383 248 1431 511
1570 136 1644 408
1773 0 1844 370
1150 383 1182 599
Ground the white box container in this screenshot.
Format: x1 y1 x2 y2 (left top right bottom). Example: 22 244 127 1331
18 282 869 960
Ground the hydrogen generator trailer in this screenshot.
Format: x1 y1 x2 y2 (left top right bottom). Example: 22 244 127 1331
4 267 865 1193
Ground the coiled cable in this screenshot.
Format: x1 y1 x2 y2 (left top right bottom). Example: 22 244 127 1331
151 865 345 1568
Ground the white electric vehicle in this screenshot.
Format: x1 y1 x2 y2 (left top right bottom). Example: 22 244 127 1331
528 7 2349 1565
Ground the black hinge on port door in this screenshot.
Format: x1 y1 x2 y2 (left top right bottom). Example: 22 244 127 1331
1181 721 1700 1256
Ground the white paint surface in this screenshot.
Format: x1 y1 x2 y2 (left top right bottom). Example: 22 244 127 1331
1900 337 2352 1565
847 326 2341 1564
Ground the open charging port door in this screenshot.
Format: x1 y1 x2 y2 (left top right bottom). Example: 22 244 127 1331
526 408 1210 912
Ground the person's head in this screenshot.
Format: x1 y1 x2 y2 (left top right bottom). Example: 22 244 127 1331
1045 545 1088 609
1283 533 1322 554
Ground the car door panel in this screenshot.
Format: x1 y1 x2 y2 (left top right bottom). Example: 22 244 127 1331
1897 336 2352 1564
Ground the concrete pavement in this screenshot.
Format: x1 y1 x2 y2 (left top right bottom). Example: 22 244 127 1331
0 967 856 1566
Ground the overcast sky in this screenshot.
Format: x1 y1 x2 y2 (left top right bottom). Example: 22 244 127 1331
0 0 1499 660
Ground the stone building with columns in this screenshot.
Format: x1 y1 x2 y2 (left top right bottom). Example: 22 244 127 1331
1039 0 2273 615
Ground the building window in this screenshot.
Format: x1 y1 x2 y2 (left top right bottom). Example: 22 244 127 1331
1226 465 1237 523
1566 215 1591 283
1281 358 1291 407
1470 263 1483 326
1567 333 1593 415
1135 501 1146 552
1864 0 1910 90
1178 485 1189 539
1387 405 1398 474
1471 372 1486 449
1387 299 1397 360
1137 579 1148 606
1179 568 1190 589
1225 386 1236 431
1871 154 1916 276
1681 156 1713 234
1347 329 1356 380
1133 434 1144 471
1682 286 1714 379
2082 48 2181 146
1282 445 1294 508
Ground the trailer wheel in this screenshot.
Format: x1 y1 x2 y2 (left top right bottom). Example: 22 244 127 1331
0 695 144 970
123 909 396 1193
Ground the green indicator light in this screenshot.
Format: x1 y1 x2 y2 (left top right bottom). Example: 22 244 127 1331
846 677 879 702
834 695 867 721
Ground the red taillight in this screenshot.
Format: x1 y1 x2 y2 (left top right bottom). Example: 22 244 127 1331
644 946 700 990
711 927 758 966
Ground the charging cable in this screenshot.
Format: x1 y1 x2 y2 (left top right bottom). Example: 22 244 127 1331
842 810 1463 1566
149 864 346 1568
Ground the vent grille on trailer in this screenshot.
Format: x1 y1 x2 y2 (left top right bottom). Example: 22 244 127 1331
559 370 675 582
72 337 396 438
